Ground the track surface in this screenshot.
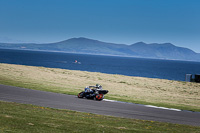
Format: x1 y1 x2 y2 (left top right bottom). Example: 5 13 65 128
0 84 200 126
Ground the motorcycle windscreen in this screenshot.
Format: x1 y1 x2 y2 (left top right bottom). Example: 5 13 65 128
98 90 108 94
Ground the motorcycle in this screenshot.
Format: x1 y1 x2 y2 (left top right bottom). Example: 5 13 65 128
78 86 108 101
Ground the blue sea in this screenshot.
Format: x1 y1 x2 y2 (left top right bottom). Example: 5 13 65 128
0 49 200 81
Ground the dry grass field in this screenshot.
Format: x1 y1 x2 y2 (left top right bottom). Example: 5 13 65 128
0 63 200 111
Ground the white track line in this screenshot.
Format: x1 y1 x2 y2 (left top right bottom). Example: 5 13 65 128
103 99 117 102
103 99 181 112
144 105 181 111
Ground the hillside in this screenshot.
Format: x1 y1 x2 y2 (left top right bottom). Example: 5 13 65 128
129 42 199 61
0 37 199 61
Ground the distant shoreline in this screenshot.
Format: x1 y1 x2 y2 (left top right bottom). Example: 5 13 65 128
1 47 199 63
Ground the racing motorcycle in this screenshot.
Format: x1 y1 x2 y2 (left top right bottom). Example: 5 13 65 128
77 86 108 101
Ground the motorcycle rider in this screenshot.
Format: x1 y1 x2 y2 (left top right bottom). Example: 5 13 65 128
84 86 94 98
84 84 102 98
78 84 108 100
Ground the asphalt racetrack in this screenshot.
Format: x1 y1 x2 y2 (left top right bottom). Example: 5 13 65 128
0 84 200 126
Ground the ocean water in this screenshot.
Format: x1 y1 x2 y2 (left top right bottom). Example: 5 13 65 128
0 49 200 81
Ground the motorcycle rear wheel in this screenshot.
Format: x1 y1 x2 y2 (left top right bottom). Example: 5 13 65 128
78 92 84 98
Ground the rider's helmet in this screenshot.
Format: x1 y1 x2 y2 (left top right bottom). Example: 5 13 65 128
96 84 102 89
96 84 101 88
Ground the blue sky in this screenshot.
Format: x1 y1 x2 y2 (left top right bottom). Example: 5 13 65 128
0 0 200 52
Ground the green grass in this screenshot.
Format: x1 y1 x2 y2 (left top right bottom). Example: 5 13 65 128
0 77 79 96
1 101 200 133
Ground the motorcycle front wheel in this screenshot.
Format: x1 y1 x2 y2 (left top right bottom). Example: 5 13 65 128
95 94 104 101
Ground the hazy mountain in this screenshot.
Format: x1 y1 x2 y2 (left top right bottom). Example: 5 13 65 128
0 37 199 61
48 37 136 55
129 42 199 60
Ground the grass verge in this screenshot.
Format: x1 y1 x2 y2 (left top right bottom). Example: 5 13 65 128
0 63 200 112
1 101 200 133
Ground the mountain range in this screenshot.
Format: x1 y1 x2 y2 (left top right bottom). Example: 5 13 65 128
0 37 199 62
